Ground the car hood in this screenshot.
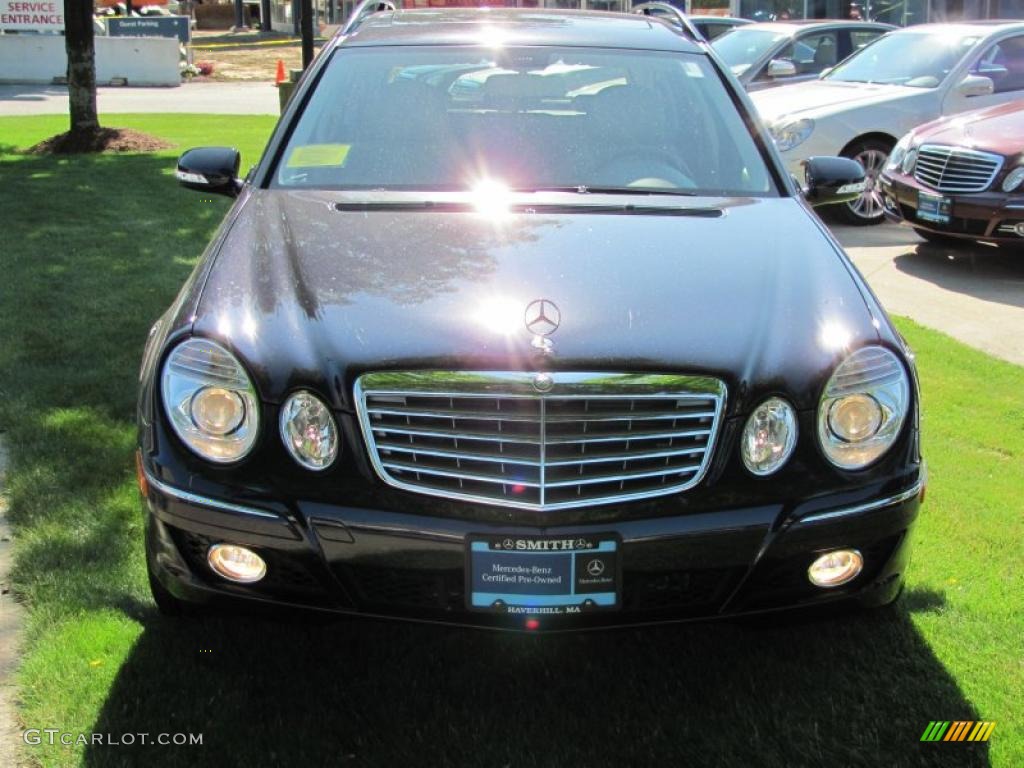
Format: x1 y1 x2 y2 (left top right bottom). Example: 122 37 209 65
910 100 1024 156
751 80 924 123
192 190 881 414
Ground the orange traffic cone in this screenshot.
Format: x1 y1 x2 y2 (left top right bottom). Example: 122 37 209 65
275 59 287 85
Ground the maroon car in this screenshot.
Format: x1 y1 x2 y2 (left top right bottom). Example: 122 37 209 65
880 100 1024 247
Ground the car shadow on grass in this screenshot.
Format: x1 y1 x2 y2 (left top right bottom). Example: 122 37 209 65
82 591 988 768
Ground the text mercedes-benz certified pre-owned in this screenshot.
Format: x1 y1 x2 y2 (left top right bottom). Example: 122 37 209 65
138 6 924 631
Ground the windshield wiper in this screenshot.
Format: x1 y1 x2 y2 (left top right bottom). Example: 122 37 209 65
334 200 722 217
517 185 698 197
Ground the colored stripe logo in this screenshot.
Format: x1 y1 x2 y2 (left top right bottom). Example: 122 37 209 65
921 721 996 742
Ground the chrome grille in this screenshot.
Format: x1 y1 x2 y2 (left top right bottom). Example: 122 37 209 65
355 372 726 511
912 144 1003 194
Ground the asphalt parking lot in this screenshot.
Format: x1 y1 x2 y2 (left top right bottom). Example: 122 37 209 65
833 221 1024 365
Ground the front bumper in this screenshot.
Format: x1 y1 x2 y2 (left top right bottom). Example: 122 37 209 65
143 460 923 632
880 172 1024 244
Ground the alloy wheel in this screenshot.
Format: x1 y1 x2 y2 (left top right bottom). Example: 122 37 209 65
846 148 888 221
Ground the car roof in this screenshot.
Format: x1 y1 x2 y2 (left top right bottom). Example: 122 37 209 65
891 20 1024 34
736 20 893 33
339 8 702 52
689 15 749 23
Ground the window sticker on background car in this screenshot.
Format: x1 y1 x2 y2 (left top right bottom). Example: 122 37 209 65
286 144 352 169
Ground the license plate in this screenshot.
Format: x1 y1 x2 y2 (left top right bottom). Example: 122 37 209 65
917 191 952 224
466 533 620 615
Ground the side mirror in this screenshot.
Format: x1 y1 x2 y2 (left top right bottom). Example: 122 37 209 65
767 59 798 78
175 147 242 197
956 74 995 98
818 66 834 79
802 156 866 207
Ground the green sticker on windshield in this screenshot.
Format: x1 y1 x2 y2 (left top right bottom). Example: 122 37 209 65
287 144 351 168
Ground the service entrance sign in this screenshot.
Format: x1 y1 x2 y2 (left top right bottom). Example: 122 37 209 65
0 0 63 30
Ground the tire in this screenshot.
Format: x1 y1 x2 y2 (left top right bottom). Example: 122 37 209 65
913 227 965 247
833 138 894 226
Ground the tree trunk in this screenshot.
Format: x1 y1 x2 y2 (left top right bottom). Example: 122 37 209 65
64 0 99 136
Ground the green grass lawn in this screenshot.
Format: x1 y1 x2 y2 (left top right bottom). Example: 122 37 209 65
0 114 1021 768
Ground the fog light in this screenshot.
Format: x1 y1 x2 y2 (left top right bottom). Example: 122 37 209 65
807 549 863 588
207 544 267 583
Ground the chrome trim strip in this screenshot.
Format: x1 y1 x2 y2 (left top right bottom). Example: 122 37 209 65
354 371 727 512
381 461 544 488
145 471 282 520
797 483 922 525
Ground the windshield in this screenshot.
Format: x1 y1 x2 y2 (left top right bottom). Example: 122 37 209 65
712 29 789 75
273 46 774 197
826 31 980 88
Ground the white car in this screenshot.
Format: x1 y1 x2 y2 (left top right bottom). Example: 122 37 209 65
751 21 1024 224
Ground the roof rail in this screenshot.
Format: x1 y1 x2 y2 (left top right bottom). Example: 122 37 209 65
342 0 398 35
631 2 705 42
339 1 704 42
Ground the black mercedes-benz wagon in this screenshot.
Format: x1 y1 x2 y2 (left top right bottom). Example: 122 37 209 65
138 4 924 631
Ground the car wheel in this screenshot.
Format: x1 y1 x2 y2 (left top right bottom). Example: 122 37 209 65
835 139 893 226
913 227 964 247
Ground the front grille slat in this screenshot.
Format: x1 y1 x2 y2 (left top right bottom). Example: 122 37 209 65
356 372 726 511
544 464 702 488
372 424 543 445
368 406 540 423
545 446 705 466
377 442 542 466
545 428 711 444
912 144 1004 193
382 460 544 488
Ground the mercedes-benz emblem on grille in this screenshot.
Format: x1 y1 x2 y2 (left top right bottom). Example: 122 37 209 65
524 299 560 336
532 373 554 393
586 559 605 577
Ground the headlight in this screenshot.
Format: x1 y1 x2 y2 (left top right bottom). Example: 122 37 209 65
161 338 259 463
886 133 914 171
741 397 798 476
769 118 814 152
280 391 339 470
1002 166 1024 192
901 148 917 175
818 347 909 470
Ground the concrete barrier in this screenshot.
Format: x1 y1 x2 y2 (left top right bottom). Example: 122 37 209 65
0 35 180 87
